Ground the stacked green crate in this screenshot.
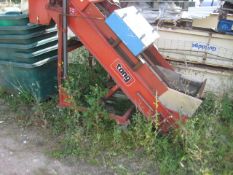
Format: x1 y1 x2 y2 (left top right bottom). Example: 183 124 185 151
0 12 28 26
0 12 58 101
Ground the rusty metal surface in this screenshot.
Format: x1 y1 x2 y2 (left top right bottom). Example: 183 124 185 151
171 61 233 97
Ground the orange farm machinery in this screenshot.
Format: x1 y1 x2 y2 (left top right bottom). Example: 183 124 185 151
28 0 206 131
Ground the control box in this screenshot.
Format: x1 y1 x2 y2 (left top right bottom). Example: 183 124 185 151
106 6 159 56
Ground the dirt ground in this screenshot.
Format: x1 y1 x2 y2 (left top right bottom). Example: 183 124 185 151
0 98 115 175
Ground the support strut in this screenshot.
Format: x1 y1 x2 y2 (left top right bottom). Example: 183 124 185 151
62 0 68 79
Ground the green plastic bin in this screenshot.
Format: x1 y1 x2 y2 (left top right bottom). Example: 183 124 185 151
0 13 28 26
0 56 58 101
0 27 57 44
0 13 58 100
0 44 58 63
0 36 57 51
0 24 52 35
0 37 58 54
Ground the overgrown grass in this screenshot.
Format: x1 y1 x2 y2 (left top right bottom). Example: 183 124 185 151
0 48 232 175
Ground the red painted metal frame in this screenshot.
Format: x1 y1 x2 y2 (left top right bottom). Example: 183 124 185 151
103 84 120 100
28 0 186 130
110 105 134 125
57 14 71 107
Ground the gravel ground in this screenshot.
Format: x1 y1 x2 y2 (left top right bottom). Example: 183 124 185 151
0 98 157 175
0 99 114 175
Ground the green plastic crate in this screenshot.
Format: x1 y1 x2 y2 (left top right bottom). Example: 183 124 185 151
0 44 58 63
0 56 58 101
0 37 58 54
0 24 52 35
0 27 57 44
0 13 28 26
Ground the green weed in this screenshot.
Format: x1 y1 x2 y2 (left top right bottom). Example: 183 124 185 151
1 47 232 174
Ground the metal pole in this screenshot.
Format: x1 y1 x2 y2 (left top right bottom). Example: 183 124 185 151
62 0 68 79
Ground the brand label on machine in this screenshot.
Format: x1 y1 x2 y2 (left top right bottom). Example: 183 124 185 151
111 60 135 86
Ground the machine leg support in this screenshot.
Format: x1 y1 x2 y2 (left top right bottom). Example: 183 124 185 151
103 84 120 100
58 87 72 107
110 105 134 125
